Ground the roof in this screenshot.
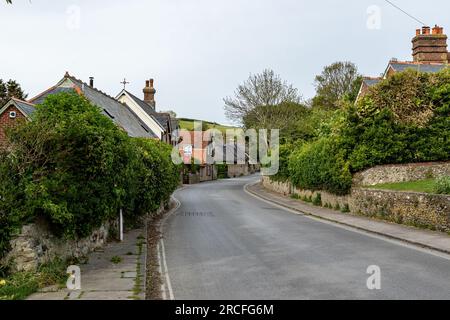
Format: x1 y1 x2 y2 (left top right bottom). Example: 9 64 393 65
29 74 156 138
384 61 448 77
0 98 36 119
154 113 171 131
362 78 382 87
13 98 36 116
120 90 172 132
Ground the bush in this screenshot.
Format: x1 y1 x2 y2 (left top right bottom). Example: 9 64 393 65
288 137 352 195
434 176 450 194
0 93 180 260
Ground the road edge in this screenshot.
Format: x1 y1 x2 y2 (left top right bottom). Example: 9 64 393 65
244 180 450 256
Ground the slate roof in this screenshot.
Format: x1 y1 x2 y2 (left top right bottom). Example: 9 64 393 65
154 113 170 132
389 62 447 73
362 78 381 87
29 75 156 138
123 90 164 130
13 98 36 116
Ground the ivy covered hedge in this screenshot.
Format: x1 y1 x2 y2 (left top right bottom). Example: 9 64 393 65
275 69 450 195
0 93 180 260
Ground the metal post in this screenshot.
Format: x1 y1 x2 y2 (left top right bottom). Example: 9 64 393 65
119 208 123 241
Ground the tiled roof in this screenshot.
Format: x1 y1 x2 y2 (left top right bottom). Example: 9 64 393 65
30 75 156 138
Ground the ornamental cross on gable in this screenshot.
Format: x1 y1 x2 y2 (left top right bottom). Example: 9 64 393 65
120 78 130 90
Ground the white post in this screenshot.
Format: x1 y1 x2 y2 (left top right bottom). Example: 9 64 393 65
119 208 124 241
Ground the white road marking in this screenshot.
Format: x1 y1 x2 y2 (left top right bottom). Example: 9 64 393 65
158 187 185 300
244 180 450 261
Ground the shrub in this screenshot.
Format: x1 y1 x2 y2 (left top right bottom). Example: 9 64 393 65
312 193 322 206
289 138 352 195
434 176 450 194
0 93 180 260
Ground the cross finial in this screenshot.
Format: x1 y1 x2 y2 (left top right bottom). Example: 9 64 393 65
120 78 130 90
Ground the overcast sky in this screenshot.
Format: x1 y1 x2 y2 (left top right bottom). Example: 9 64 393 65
1 0 449 124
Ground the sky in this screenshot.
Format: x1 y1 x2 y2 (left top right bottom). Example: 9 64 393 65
1 0 449 125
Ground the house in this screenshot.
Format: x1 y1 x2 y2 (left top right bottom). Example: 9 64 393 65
116 79 175 145
221 141 259 178
356 25 449 102
178 130 217 183
0 98 35 144
28 72 156 139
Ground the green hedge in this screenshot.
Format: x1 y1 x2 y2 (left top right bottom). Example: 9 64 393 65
289 138 352 195
285 68 449 195
0 93 180 260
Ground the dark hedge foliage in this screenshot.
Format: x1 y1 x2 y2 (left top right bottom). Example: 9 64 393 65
0 93 180 259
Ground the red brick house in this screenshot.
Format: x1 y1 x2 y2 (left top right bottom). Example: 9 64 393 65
356 25 449 102
0 98 35 145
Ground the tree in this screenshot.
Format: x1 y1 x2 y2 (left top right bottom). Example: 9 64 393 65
0 79 28 107
224 69 301 125
312 62 361 109
243 101 308 141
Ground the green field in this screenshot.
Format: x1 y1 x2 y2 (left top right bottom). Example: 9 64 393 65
366 179 437 193
177 118 239 133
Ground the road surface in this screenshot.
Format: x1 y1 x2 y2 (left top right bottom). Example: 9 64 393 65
162 175 450 299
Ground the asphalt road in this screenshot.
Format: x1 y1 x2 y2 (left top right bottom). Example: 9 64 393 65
162 175 450 299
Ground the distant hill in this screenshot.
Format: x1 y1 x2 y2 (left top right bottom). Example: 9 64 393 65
177 118 239 133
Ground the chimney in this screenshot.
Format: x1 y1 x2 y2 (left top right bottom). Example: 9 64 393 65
412 25 448 64
143 79 156 109
89 77 94 87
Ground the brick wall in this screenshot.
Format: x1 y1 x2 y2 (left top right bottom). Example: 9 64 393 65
0 105 27 145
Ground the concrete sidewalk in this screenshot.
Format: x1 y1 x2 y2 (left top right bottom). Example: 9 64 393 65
27 228 146 300
246 181 450 255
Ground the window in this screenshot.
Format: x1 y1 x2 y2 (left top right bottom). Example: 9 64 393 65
9 111 17 119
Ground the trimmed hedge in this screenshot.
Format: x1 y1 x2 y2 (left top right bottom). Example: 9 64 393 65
0 93 180 260
284 68 450 195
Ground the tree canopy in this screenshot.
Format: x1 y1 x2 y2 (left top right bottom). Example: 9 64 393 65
312 61 361 109
0 79 28 107
224 69 302 125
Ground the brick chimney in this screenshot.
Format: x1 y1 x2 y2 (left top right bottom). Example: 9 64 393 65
143 79 156 109
412 25 448 63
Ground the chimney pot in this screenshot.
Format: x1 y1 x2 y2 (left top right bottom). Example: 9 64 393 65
416 29 421 36
422 26 431 35
150 78 154 87
89 77 94 87
145 80 150 87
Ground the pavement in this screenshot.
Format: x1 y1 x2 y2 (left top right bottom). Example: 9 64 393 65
27 228 146 300
162 175 450 299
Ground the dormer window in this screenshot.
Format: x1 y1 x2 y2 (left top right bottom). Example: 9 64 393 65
9 111 17 119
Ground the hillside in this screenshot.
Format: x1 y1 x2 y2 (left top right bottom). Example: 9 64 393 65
177 118 239 133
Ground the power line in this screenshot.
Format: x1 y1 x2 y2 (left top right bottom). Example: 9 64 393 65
384 0 426 26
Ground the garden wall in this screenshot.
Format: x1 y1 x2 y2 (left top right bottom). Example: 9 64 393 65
350 188 450 233
262 176 450 233
1 217 112 272
352 161 450 186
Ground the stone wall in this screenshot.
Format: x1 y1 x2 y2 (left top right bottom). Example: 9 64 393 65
353 161 450 186
2 217 112 272
262 176 350 208
262 176 450 232
350 189 450 232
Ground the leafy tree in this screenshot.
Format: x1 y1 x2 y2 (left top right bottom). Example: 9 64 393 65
312 61 361 109
0 79 28 107
224 69 302 125
243 101 309 142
